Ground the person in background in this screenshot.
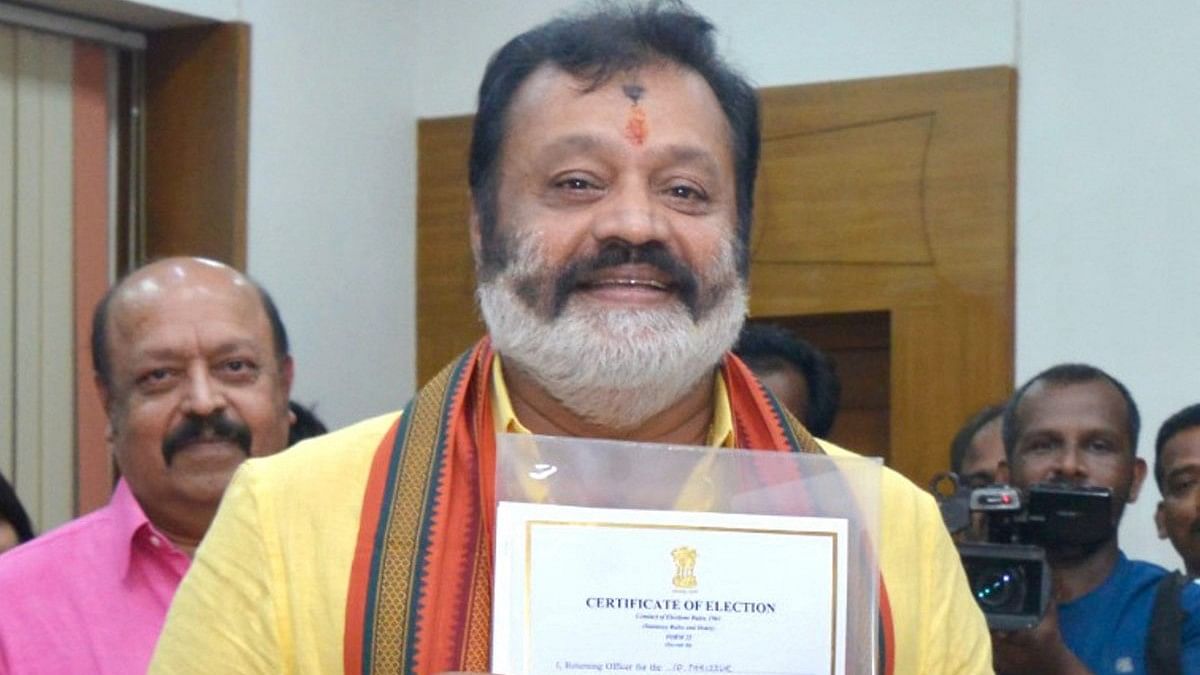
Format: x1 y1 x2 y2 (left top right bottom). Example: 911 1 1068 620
1154 403 1200 577
288 400 329 446
950 403 1006 489
0 470 34 554
733 322 841 437
0 257 295 674
994 363 1200 674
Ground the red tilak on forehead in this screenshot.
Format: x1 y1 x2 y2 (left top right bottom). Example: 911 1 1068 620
624 106 648 146
621 83 648 146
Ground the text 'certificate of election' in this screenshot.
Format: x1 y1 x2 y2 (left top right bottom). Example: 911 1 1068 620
492 502 849 675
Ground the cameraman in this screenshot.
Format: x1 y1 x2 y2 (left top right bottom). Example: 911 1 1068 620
993 364 1200 674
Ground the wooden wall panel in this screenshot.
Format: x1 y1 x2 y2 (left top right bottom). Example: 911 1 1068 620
72 41 111 515
416 116 483 382
751 67 1015 484
757 115 933 264
755 312 892 460
144 22 249 269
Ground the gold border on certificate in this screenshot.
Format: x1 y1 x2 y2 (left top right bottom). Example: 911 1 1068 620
522 520 841 675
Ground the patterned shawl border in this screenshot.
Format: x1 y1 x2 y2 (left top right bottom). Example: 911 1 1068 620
344 416 404 675
359 397 416 673
401 348 478 673
345 347 475 674
721 354 821 455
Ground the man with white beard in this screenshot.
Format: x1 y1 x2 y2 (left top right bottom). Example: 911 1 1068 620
151 3 989 674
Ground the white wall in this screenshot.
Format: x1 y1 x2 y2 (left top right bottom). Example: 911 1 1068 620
416 0 1014 116
239 0 418 429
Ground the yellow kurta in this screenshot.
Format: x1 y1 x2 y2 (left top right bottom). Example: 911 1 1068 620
150 371 992 674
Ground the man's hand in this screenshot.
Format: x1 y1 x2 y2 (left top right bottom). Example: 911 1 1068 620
991 601 1093 675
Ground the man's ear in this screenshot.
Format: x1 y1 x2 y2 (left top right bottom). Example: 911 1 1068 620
1156 501 1170 539
1128 457 1148 503
280 355 295 396
468 194 484 266
94 373 113 417
98 379 116 443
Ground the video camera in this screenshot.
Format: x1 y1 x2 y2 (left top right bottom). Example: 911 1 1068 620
930 474 1113 631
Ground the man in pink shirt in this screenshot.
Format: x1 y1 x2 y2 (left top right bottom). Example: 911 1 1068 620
0 257 295 674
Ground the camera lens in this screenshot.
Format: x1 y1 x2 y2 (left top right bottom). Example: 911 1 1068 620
971 566 1026 610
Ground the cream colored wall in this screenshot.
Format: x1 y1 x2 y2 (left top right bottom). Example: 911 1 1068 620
239 0 418 429
414 0 1015 116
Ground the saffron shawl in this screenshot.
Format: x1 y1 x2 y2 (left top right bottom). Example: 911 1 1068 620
344 338 894 674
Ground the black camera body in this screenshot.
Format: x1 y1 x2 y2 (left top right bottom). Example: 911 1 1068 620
957 540 1049 631
933 479 1113 631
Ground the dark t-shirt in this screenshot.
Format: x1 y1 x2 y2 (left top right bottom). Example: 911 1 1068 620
1059 552 1200 674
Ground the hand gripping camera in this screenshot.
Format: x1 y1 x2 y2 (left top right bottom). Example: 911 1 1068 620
931 475 1114 631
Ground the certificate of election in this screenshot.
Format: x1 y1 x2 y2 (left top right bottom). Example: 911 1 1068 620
492 502 849 675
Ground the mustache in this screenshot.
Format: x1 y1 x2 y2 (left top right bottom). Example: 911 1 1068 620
161 412 252 465
548 242 700 318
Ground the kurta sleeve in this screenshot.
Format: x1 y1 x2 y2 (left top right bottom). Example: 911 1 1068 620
914 487 994 674
149 461 287 674
815 440 993 674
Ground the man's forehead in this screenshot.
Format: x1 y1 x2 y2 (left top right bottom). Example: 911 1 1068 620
1019 379 1129 432
513 61 707 101
504 62 729 142
114 278 257 320
974 413 1003 439
1164 427 1200 469
108 271 266 348
111 259 250 311
966 418 1003 458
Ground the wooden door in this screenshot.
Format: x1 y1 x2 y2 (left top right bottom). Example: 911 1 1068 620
416 66 1016 487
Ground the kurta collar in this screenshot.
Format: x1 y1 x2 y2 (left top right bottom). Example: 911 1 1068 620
490 355 735 447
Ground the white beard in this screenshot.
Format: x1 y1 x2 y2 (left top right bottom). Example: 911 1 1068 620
477 235 747 430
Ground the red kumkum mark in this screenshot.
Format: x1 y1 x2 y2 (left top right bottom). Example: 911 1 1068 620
624 106 648 146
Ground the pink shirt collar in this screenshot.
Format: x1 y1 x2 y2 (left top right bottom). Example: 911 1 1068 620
108 478 186 578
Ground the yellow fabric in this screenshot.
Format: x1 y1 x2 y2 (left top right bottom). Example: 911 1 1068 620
151 411 396 675
490 357 735 509
490 356 735 447
150 401 993 675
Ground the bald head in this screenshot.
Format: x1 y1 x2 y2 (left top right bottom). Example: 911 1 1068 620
92 258 289 394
